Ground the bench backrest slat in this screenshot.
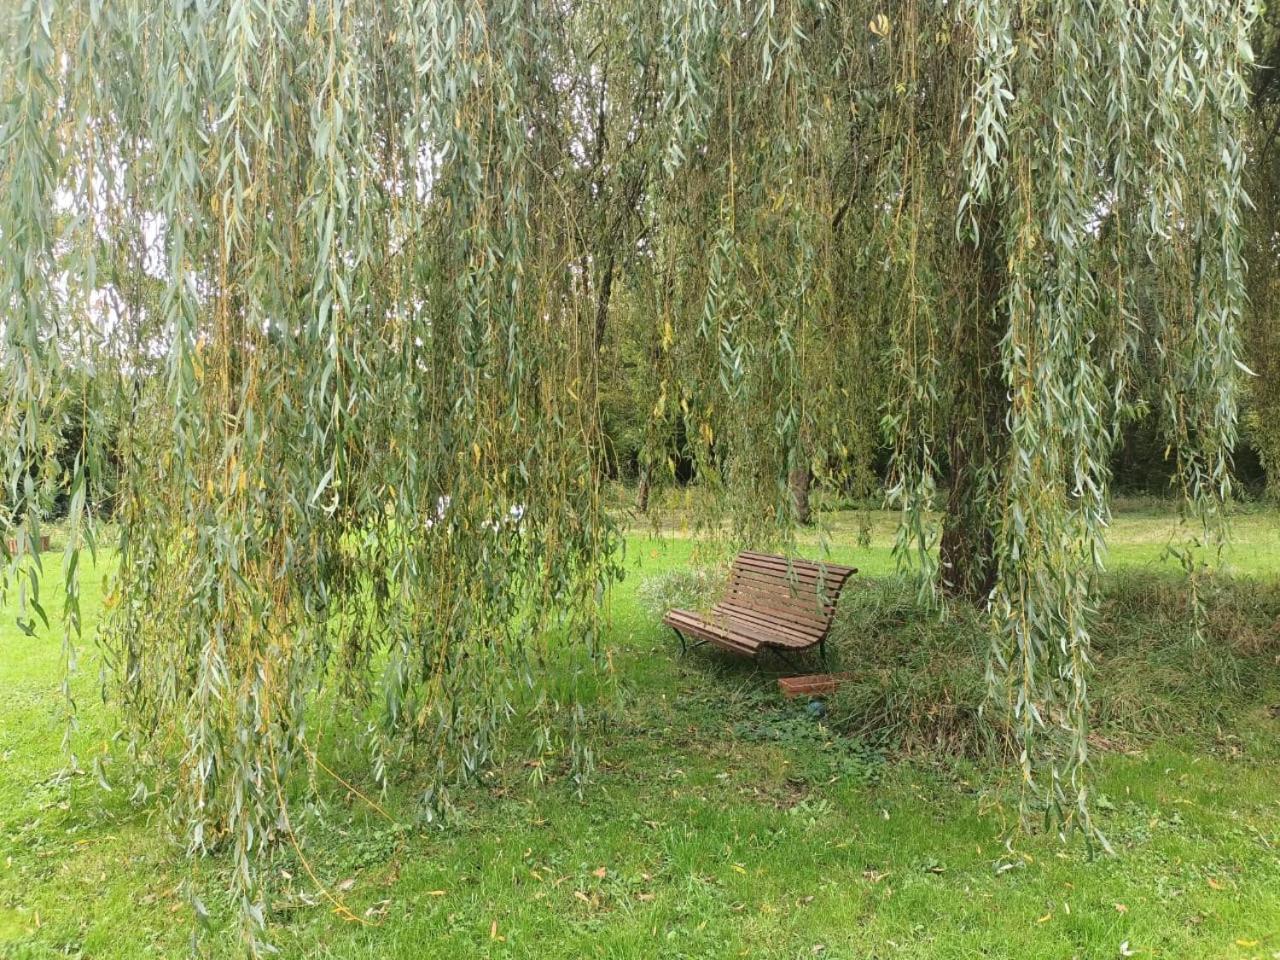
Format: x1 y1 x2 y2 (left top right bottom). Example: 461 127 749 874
722 552 855 638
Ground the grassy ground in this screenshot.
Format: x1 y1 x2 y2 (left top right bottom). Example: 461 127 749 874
2 508 1280 958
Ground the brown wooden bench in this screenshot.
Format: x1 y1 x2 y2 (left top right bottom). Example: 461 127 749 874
663 551 856 665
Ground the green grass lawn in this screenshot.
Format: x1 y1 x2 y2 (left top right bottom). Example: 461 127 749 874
2 508 1280 958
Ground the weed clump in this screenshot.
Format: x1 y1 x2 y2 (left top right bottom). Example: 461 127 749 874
637 566 724 620
822 572 1280 760
822 577 1009 760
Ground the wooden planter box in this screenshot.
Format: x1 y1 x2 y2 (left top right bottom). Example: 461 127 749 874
6 535 51 553
777 672 854 699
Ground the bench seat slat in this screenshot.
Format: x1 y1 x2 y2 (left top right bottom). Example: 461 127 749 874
664 609 759 654
666 611 821 654
666 608 808 652
713 602 826 639
711 606 821 643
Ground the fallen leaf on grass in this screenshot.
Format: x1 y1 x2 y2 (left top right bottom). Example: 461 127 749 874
592 867 607 879
336 878 356 893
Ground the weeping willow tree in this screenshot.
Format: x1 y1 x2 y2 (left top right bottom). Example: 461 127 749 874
3 2 628 944
623 0 1255 839
1246 7 1280 497
0 0 1258 943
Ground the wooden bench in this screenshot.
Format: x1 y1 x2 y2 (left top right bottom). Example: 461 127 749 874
663 551 856 664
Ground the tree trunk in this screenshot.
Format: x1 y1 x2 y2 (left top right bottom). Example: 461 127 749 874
938 210 1007 604
938 420 999 602
636 467 651 514
789 465 812 525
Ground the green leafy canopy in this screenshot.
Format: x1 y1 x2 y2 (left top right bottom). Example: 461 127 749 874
0 0 1258 945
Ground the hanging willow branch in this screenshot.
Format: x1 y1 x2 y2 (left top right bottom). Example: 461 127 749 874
0 0 1258 944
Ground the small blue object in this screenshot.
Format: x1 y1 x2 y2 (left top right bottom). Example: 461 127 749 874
805 699 826 719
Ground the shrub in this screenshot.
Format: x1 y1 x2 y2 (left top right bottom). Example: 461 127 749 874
822 572 1280 760
1088 571 1280 733
822 577 1011 760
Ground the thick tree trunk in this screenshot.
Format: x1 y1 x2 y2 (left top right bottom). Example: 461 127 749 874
789 465 812 525
938 419 999 602
938 212 1007 604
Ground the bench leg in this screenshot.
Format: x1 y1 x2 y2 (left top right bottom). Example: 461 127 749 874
672 627 705 655
671 627 712 657
670 627 686 654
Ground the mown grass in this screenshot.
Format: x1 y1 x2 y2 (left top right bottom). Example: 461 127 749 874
2 507 1279 958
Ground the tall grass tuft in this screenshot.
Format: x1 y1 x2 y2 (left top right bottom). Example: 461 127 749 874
823 573 1280 760
636 566 726 620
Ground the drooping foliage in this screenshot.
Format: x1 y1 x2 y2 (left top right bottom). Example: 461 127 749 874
0 0 1258 941
1246 7 1280 499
